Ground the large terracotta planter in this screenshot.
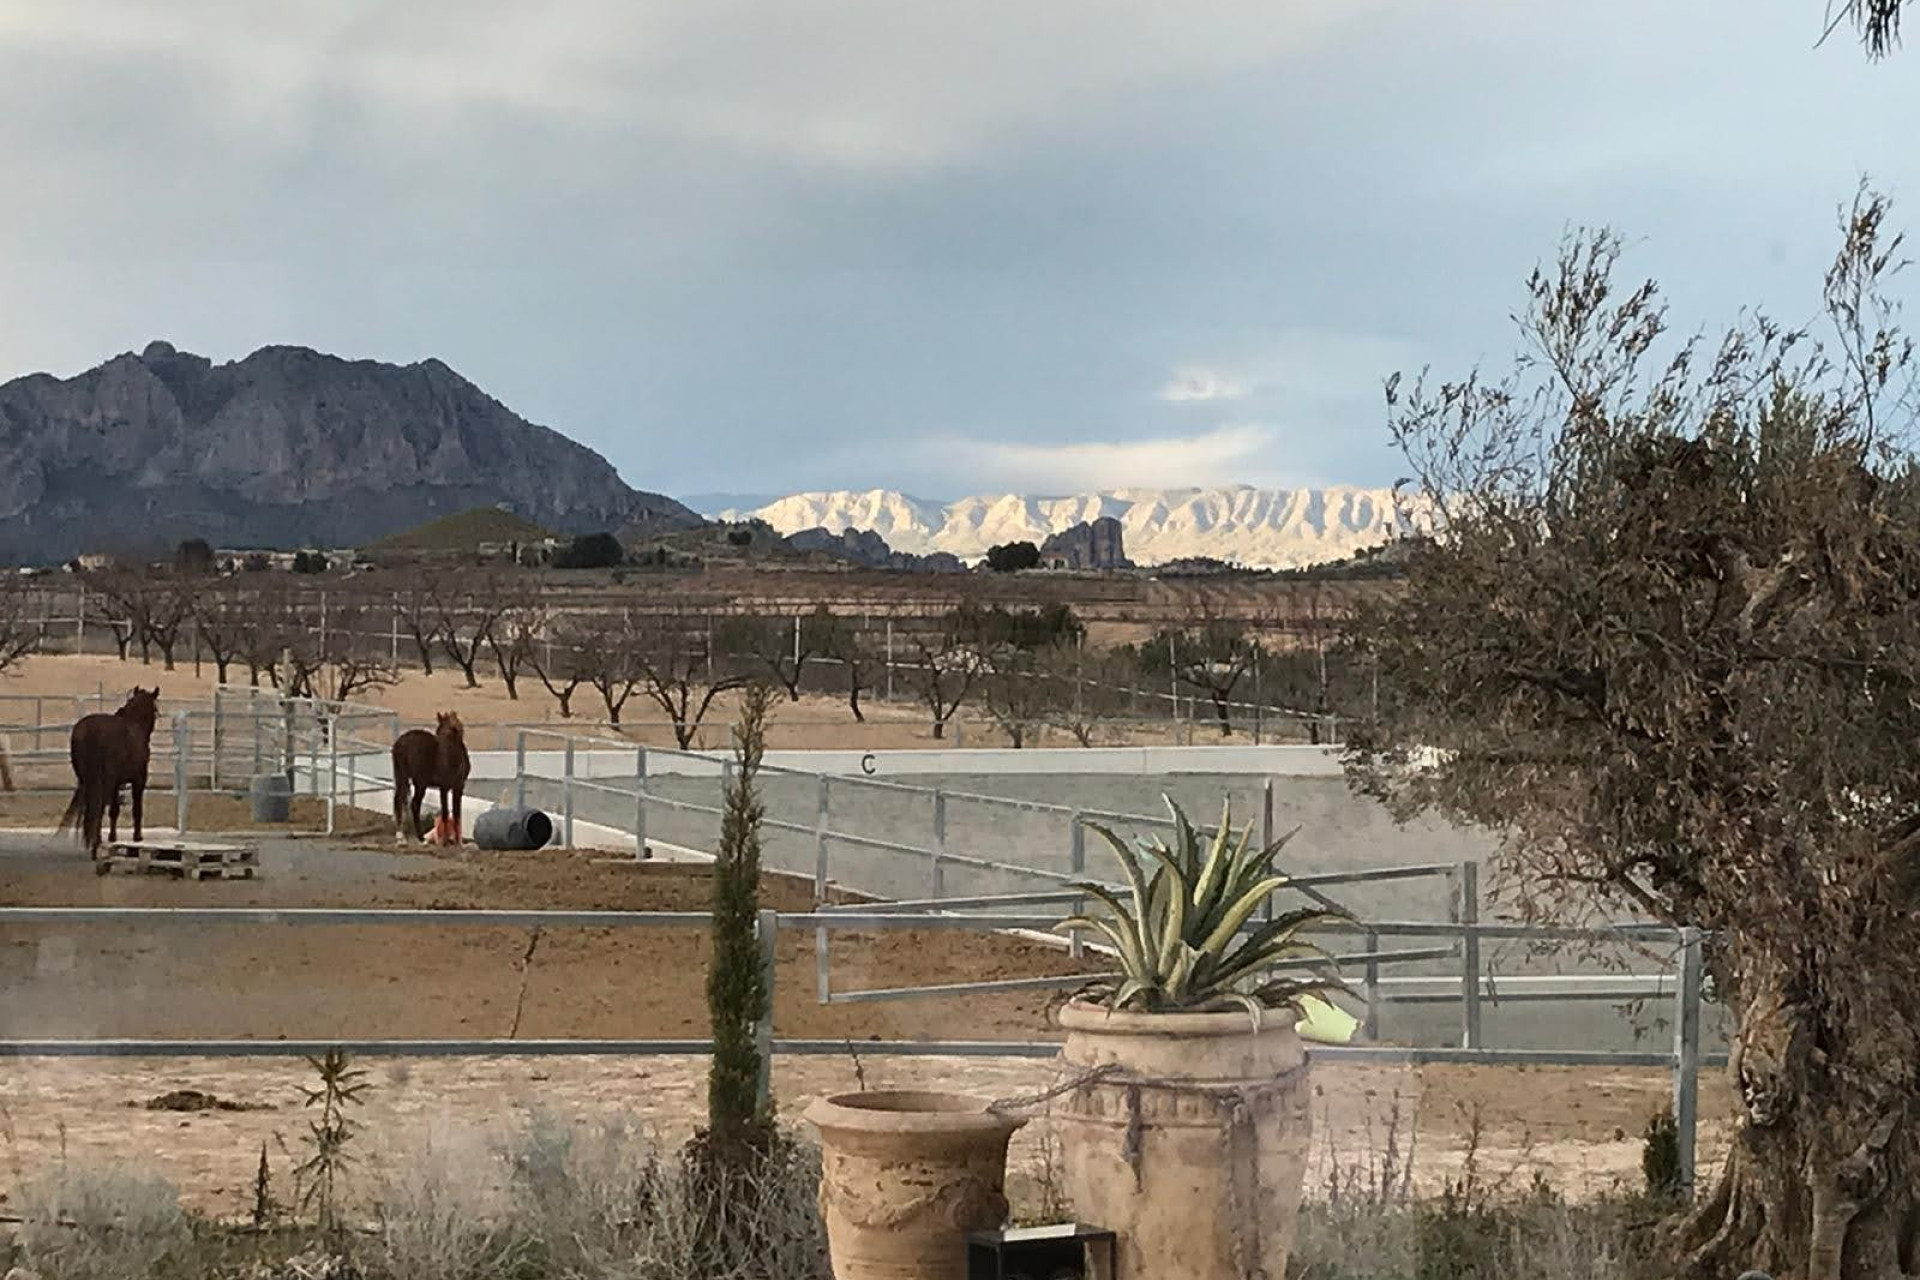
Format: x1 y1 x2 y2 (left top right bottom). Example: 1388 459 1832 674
1052 1000 1312 1280
805 1090 1027 1280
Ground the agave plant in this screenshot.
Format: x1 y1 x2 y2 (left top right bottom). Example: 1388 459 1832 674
1057 797 1352 1024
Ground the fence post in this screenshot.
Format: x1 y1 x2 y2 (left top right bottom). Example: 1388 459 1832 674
250 694 263 779
1673 927 1704 1195
1260 779 1276 921
931 789 947 900
172 711 189 835
1068 813 1086 961
814 775 832 1002
755 908 778 1112
515 732 528 811
1459 861 1482 1049
634 745 649 860
1363 927 1382 1041
209 686 222 791
326 718 339 835
562 739 576 850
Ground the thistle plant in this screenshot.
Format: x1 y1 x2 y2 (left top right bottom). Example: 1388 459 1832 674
1058 797 1351 1025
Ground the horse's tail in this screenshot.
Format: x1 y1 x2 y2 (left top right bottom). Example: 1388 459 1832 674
392 754 410 838
64 729 111 853
55 783 84 835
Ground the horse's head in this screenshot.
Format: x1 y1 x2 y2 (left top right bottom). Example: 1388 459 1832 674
118 686 160 731
435 710 465 743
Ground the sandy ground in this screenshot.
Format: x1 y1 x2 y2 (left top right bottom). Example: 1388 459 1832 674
0 1055 1732 1221
0 653 1298 754
0 828 1735 1219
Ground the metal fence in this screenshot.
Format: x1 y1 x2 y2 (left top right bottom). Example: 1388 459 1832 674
2 694 1726 1190
0 904 1719 1189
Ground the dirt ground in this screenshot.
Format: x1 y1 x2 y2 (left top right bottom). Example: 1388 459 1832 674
0 829 1734 1218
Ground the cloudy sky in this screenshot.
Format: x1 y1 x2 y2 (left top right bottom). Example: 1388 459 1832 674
2 2 1916 504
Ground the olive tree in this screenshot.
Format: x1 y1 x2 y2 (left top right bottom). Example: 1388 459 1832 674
1348 190 1920 1279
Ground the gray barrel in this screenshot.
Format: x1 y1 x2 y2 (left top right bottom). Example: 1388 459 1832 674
471 806 555 851
249 773 292 823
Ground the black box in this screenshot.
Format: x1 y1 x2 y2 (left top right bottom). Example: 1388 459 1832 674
965 1222 1118 1280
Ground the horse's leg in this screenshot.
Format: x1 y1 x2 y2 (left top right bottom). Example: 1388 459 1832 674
438 785 450 843
108 787 122 844
453 785 464 844
131 777 144 843
393 771 408 843
410 782 427 843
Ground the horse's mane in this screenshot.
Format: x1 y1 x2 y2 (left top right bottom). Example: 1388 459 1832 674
113 688 159 732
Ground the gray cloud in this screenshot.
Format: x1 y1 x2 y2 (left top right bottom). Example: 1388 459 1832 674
2 0 1917 501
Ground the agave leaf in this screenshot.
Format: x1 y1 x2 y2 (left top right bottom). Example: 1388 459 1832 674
1232 825 1303 898
1135 839 1190 969
1059 892 1150 976
1213 938 1347 992
1165 942 1199 1002
1201 907 1341 987
1166 795 1203 880
1110 977 1153 1011
1058 916 1155 991
1086 822 1157 961
1196 875 1295 956
1188 811 1242 928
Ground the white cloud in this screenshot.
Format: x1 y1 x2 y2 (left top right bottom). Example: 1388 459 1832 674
1157 367 1248 403
948 424 1295 493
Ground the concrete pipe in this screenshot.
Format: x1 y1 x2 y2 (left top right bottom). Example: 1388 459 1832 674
471 806 555 851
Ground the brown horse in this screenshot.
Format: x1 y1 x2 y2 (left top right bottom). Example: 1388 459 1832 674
393 711 470 843
57 687 161 858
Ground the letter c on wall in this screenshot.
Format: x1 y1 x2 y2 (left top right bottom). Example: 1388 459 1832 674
860 752 877 775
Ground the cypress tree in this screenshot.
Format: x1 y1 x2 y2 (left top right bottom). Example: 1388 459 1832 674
704 681 775 1154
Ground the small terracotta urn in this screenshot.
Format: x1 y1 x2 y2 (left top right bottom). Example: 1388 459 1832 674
805 1090 1027 1280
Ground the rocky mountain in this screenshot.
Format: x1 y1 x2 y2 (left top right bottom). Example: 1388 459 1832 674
0 341 700 563
1041 517 1130 570
722 486 1414 570
785 526 966 573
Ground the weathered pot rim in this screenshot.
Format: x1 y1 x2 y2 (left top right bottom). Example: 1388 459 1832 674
1057 997 1303 1039
804 1090 1027 1138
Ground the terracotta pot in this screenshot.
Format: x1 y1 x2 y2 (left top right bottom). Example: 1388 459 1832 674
1052 1000 1312 1280
805 1090 1027 1280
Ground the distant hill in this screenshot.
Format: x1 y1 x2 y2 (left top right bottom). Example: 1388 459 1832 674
0 340 703 563
371 506 554 552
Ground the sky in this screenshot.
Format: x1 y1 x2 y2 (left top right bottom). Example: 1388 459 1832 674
2 1 1917 505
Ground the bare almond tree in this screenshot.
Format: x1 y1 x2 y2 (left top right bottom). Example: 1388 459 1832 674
575 613 649 725
902 608 985 740
716 609 819 702
390 582 437 675
487 599 539 700
433 571 511 689
526 614 591 718
816 612 877 723
192 583 253 683
1038 640 1127 747
634 611 753 748
0 578 45 675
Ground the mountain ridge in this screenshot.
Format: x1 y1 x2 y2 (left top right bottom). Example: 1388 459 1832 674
0 341 699 562
720 485 1412 570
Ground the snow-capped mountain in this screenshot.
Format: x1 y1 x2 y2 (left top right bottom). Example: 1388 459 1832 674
714 486 1414 569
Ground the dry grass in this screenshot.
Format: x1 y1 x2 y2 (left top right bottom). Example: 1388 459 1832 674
0 1102 1682 1280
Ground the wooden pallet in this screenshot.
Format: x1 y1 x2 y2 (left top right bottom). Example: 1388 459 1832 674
98 841 260 881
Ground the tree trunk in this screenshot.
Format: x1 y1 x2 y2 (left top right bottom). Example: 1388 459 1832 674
1674 982 1919 1280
